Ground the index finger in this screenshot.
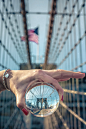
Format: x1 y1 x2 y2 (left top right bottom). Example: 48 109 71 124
43 69 85 79
36 71 64 95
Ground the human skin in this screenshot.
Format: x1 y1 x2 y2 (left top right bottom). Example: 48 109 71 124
0 69 85 115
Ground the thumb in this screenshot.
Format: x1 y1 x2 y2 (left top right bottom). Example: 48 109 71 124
16 93 29 116
16 79 41 116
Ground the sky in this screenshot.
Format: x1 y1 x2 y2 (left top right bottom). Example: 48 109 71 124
26 0 51 64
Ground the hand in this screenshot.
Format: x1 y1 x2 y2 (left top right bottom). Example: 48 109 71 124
5 69 85 115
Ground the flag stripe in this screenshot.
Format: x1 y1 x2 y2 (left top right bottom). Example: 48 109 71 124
21 28 38 44
29 33 38 44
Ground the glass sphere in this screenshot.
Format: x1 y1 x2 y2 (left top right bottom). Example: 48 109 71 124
25 82 59 117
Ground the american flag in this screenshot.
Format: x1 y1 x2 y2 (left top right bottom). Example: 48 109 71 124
21 27 38 44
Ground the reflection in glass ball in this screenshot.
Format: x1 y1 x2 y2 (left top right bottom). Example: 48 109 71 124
25 82 59 117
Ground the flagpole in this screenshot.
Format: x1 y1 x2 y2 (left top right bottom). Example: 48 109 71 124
36 44 38 63
21 27 39 64
36 27 39 63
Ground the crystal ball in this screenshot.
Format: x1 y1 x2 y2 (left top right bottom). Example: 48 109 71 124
25 82 59 117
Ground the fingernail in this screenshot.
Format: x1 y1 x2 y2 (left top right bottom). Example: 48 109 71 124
78 72 85 74
82 73 85 75
61 95 63 101
78 72 85 76
22 108 28 115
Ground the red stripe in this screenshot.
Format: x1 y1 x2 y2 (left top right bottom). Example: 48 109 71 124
21 33 38 44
